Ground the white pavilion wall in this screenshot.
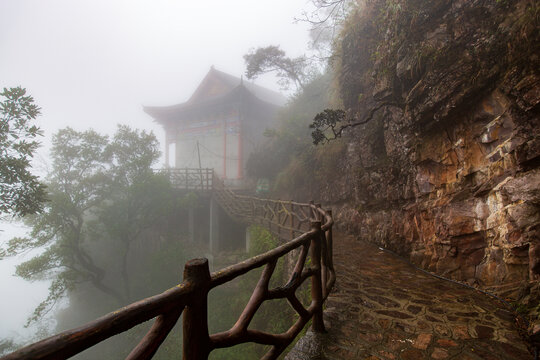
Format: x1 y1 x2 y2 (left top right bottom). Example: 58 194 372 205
174 114 241 180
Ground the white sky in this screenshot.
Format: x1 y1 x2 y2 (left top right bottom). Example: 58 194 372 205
0 0 314 341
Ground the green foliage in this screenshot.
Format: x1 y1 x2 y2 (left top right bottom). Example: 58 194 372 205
513 301 528 315
1 125 179 325
508 1 540 70
247 225 279 256
130 228 200 303
64 238 199 360
0 87 46 217
0 339 16 357
309 108 346 145
209 226 295 359
244 45 314 91
274 139 346 197
245 68 350 199
107 124 160 184
246 72 333 185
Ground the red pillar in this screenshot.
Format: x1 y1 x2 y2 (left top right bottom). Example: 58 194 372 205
237 117 243 179
222 117 227 179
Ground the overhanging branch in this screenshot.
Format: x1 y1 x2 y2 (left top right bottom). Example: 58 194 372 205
310 101 403 145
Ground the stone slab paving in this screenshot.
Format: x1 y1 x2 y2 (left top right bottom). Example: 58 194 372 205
285 232 532 360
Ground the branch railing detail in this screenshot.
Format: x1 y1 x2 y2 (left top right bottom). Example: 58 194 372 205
2 171 335 360
211 174 319 240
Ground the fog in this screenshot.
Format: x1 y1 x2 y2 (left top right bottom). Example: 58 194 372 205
0 0 313 342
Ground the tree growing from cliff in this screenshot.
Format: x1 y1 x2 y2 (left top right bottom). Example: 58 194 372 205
0 87 46 218
1 126 174 324
243 45 314 91
310 101 401 145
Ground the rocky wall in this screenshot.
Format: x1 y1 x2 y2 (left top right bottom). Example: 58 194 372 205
318 0 540 300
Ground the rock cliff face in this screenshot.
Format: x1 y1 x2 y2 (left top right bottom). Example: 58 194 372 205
316 0 539 299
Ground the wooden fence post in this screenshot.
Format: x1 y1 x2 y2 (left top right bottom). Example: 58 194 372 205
315 203 322 222
182 258 211 360
320 224 328 300
323 209 334 300
325 210 334 272
310 221 326 333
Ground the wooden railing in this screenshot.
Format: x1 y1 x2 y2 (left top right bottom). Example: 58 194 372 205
160 168 214 191
212 174 321 239
2 175 334 360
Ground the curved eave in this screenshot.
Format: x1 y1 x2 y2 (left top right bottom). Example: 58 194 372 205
144 85 280 127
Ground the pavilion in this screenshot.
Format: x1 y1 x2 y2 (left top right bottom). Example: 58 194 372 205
144 66 286 186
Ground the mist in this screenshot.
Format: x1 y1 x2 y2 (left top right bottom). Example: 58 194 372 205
0 0 313 345
3 0 536 358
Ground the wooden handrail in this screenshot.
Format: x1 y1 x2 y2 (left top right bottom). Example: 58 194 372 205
159 168 214 191
1 283 194 360
2 170 335 360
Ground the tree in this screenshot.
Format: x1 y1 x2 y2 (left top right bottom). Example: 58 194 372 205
243 46 313 91
0 339 16 357
96 125 172 301
309 101 402 145
6 128 118 323
0 87 46 217
246 73 333 181
309 108 347 145
1 126 174 324
298 0 355 60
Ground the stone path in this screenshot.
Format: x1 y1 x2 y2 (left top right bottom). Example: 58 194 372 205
286 232 532 360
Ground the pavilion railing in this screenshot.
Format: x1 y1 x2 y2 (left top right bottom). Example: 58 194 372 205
160 168 214 191
2 173 334 360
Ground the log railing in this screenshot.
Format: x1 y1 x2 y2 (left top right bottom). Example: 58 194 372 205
212 173 322 239
2 174 334 360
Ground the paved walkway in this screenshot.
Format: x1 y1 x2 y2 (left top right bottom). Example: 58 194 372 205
286 232 532 360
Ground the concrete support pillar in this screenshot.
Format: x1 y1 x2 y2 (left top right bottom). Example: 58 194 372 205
165 141 169 168
209 196 219 253
245 226 251 254
188 208 195 243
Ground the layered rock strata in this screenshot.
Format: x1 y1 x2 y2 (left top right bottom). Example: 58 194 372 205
314 0 539 302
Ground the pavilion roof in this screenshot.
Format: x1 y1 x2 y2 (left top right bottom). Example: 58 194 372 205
144 67 286 125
